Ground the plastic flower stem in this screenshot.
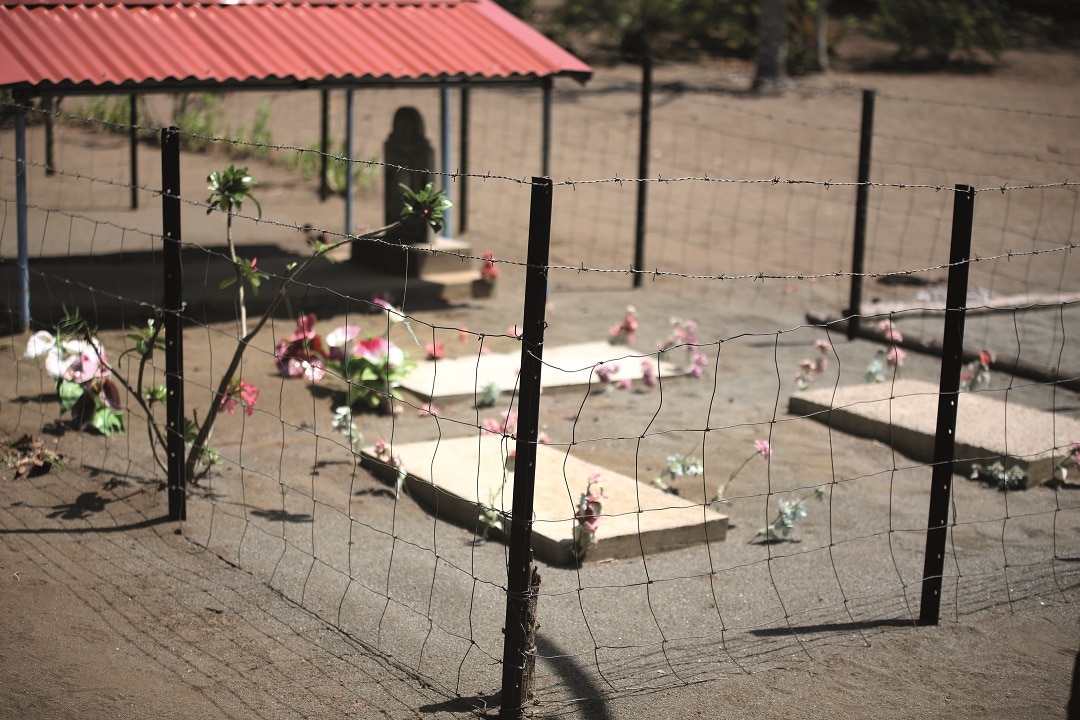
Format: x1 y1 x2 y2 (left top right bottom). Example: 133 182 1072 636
185 218 405 480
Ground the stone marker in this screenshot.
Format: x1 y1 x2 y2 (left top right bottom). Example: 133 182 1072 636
383 106 434 246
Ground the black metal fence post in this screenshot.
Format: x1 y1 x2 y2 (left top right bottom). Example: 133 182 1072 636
161 127 187 522
919 184 975 625
846 88 875 339
633 49 652 289
500 177 553 719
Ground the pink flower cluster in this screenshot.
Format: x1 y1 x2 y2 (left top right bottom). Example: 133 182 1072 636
795 338 832 389
275 313 406 382
482 410 518 436
220 378 259 416
878 319 906 367
575 471 606 534
609 306 638 345
480 252 500 284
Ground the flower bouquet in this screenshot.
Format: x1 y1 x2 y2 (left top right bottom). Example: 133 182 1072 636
276 310 414 413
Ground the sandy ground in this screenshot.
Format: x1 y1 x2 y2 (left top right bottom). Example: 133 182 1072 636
2 33 1080 720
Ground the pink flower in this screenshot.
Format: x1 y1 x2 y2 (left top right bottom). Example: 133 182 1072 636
641 359 658 387
688 352 708 378
609 306 638 345
276 314 330 376
426 341 445 360
755 439 772 459
417 402 440 417
594 363 619 384
885 346 906 367
507 325 523 340
355 336 404 368
323 325 360 361
480 252 500 283
615 378 633 390
1068 443 1080 465
288 313 319 342
814 339 832 354
811 356 828 375
482 410 518 436
220 378 258 416
457 327 469 343
877 319 903 344
66 344 109 383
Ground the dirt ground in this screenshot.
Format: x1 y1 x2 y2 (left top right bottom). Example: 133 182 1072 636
2 31 1080 720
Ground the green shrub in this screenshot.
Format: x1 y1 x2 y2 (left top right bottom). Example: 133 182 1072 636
873 0 1010 65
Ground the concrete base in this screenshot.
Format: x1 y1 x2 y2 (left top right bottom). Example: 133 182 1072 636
789 379 1080 487
352 236 477 278
361 436 728 566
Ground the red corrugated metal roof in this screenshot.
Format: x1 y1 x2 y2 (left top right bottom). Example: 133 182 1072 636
0 0 592 92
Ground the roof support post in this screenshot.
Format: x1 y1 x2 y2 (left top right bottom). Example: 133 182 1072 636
319 89 331 202
440 82 453 238
129 93 139 210
344 87 355 237
458 85 470 236
14 92 30 333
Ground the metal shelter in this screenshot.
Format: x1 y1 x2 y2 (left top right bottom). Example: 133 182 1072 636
1 0 592 331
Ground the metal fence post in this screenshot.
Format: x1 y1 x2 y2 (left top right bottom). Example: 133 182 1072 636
633 48 652 289
846 88 875 339
162 127 187 522
919 183 975 625
500 177 553 719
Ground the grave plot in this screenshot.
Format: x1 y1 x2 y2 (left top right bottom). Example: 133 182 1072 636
361 435 728 565
789 379 1080 487
399 341 690 401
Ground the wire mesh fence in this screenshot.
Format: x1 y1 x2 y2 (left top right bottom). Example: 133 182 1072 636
2 76 1078 714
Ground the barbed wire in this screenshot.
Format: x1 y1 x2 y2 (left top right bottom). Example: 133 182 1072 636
2 149 1075 203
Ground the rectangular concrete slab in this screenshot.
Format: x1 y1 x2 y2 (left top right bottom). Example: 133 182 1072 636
361 436 727 565
401 341 688 401
789 379 1080 486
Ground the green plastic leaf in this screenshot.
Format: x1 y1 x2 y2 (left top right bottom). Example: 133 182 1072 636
58 379 85 414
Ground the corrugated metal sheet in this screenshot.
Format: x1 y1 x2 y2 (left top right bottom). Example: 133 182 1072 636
0 0 592 92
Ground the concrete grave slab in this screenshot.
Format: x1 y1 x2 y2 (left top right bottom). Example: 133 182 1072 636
401 341 689 401
361 436 727 565
789 379 1080 486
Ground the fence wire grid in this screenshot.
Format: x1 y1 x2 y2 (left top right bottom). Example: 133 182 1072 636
1 74 1079 713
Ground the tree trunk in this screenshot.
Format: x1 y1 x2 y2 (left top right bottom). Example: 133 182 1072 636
816 0 830 72
752 0 794 93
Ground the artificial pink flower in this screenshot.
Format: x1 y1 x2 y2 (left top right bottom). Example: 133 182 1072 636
426 341 445 360
885 346 906 367
641 359 658 387
755 439 772 459
877 319 903 344
814 339 832 354
220 378 258 416
688 352 709 378
355 336 404 368
594 363 619 384
480 252 500 283
615 378 633 390
609 306 638 345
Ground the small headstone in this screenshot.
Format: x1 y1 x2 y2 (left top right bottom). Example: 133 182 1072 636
383 106 434 245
